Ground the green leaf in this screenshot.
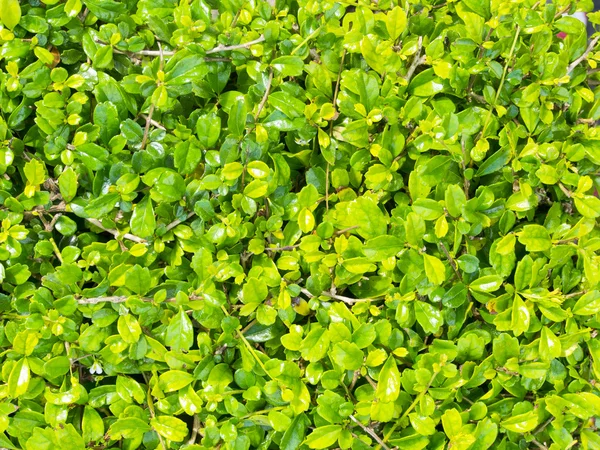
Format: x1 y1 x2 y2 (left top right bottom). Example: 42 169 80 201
272 56 304 77
412 199 444 220
76 143 109 170
572 290 600 315
151 415 188 442
469 275 503 293
58 168 78 203
386 6 407 40
281 414 310 450
82 406 104 443
8 358 30 398
414 301 443 333
158 370 195 392
93 102 120 146
165 307 194 352
518 224 552 252
269 92 306 118
331 341 363 370
305 425 342 449
196 113 221 148
125 265 151 295
228 96 248 137
0 0 21 30
500 411 538 433
574 195 600 218
376 356 401 403
423 254 446 285
117 314 142 344
130 196 155 238
334 196 388 239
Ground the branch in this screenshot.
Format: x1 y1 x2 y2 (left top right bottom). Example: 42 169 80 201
164 211 196 233
349 415 391 450
404 36 425 82
299 287 383 305
254 68 273 122
206 36 265 54
266 244 301 252
78 293 201 305
85 218 147 244
140 114 165 130
568 35 600 74
334 225 360 236
140 104 155 150
140 42 163 151
439 241 462 281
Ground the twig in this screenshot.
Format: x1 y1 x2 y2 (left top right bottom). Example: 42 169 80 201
326 49 347 211
50 238 63 263
532 417 553 436
140 43 163 151
439 242 461 281
254 68 273 122
404 36 425 82
141 114 165 130
568 35 600 74
85 218 147 244
334 225 360 235
299 287 383 305
77 293 201 305
164 211 196 233
140 104 155 150
480 25 521 138
266 244 301 252
376 371 439 449
531 439 548 450
564 291 585 299
558 182 572 198
291 25 323 55
349 415 390 450
188 414 202 445
47 212 62 231
205 36 265 54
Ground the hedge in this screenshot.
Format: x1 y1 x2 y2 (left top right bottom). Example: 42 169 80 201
1 0 600 449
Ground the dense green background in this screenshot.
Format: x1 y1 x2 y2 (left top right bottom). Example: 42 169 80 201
0 0 600 449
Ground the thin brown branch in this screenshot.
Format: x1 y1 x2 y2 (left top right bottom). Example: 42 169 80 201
568 35 600 74
254 68 273 122
188 414 202 445
558 182 572 198
531 438 548 450
299 287 383 305
85 218 147 244
439 241 462 281
404 36 425 82
326 49 347 211
266 244 301 252
164 211 196 233
78 293 201 305
334 225 360 236
141 114 165 130
349 415 391 450
140 104 155 151
532 417 553 436
205 36 265 54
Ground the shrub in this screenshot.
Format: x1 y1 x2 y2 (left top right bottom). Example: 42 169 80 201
1 0 600 449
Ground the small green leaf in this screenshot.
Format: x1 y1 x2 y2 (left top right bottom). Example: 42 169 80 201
518 224 551 252
151 415 189 442
376 356 401 403
0 0 21 30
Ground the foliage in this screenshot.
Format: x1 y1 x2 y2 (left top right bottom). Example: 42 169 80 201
0 0 600 449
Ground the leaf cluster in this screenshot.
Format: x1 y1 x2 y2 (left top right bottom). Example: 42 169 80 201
0 0 600 449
